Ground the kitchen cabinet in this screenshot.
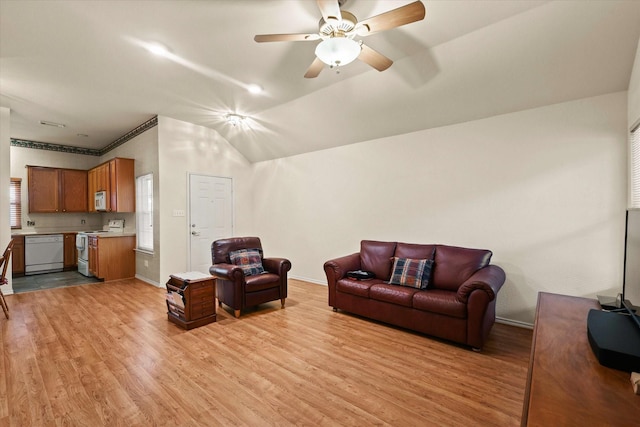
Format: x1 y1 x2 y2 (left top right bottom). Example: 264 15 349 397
88 168 97 212
95 162 110 193
60 170 88 212
89 235 135 281
11 235 25 277
109 158 135 212
87 158 135 213
63 233 78 270
28 167 59 213
27 166 88 213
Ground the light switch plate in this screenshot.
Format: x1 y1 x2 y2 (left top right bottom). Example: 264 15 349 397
172 209 185 217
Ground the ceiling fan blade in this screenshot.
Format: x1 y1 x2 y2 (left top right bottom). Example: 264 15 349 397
254 33 320 43
316 0 342 22
304 57 325 78
357 1 426 35
358 44 393 72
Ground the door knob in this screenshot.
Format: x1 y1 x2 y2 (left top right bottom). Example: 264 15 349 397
191 231 200 236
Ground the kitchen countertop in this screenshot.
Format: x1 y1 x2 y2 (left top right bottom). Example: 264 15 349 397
12 231 136 238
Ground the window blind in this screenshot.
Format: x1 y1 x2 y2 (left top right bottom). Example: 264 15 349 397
136 173 153 251
632 125 640 208
10 178 22 229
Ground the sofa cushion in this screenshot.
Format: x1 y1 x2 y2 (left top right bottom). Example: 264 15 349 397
432 245 492 291
388 257 433 289
413 289 467 318
229 248 265 276
336 278 381 298
370 283 418 308
360 240 396 281
395 243 436 261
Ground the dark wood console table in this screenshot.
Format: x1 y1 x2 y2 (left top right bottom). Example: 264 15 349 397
521 292 640 426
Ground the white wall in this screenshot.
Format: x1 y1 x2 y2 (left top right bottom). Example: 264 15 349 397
629 37 640 127
99 126 159 284
252 92 628 325
157 116 254 283
0 107 11 293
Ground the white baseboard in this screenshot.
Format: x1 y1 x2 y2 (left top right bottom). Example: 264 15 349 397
135 274 161 288
496 316 533 329
289 274 326 286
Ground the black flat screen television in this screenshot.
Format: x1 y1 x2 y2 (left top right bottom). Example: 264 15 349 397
622 208 640 307
586 209 640 371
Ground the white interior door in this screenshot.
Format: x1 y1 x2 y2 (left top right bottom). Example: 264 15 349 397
189 174 233 274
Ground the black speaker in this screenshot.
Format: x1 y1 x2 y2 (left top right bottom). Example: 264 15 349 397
587 309 640 372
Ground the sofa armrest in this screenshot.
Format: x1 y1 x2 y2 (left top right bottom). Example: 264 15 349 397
324 253 361 282
209 263 245 281
324 253 361 308
458 264 505 349
456 265 506 303
262 257 292 276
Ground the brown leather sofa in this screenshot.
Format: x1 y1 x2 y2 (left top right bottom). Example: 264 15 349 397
210 237 291 318
324 240 505 350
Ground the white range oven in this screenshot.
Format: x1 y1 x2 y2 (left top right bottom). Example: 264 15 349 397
76 219 126 277
75 232 92 276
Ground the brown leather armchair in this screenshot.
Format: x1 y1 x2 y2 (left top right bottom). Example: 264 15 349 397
209 237 291 318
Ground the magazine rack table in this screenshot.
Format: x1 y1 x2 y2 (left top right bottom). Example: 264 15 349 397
166 272 216 330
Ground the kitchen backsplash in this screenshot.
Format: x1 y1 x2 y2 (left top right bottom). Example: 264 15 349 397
19 212 136 233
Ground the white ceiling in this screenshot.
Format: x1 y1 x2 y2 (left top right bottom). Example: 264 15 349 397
1 0 639 163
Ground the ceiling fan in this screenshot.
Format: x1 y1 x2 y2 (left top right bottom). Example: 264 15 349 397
254 0 426 78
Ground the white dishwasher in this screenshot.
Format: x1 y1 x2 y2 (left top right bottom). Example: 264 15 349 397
25 234 64 275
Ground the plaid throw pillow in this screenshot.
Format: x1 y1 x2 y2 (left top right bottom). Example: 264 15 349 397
229 248 265 276
388 257 433 289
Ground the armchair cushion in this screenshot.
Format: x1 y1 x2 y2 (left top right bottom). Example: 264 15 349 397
229 248 265 276
388 257 433 289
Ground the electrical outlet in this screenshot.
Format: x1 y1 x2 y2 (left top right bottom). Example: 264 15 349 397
27 220 35 226
144 260 149 267
81 219 86 224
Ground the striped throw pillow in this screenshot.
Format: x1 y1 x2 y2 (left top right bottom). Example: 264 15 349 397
388 257 433 289
229 248 265 276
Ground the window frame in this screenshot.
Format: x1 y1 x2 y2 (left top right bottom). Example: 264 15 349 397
10 178 22 229
135 173 154 252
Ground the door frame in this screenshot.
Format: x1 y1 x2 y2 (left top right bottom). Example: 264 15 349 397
187 173 234 272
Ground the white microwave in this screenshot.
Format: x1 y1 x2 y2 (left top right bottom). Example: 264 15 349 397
95 191 107 211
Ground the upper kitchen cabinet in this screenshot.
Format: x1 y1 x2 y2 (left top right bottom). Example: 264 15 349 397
60 169 88 212
28 166 59 213
88 158 135 213
28 166 88 213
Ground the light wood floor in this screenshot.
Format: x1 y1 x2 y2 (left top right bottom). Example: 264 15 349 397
1 278 532 426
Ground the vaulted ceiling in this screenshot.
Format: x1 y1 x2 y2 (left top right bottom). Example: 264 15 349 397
1 1 639 163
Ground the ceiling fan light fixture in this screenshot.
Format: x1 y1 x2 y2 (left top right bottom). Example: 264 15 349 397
315 37 361 68
225 113 247 127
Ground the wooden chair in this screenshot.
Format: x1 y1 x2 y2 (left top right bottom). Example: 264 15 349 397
0 239 14 319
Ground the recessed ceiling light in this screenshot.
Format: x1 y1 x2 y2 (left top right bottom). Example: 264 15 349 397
247 84 262 94
40 120 65 128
